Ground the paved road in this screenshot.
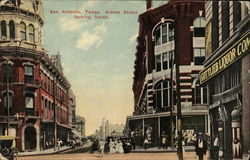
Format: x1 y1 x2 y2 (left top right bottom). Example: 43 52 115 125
18 152 208 160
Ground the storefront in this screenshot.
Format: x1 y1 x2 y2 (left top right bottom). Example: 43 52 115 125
127 111 208 147
200 31 250 159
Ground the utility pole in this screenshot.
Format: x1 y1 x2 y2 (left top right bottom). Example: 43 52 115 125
175 36 183 160
6 61 10 136
53 76 57 151
170 51 174 147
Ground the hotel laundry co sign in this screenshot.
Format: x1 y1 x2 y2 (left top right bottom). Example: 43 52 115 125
200 32 250 84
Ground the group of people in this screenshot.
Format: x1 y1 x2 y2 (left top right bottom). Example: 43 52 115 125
92 137 132 157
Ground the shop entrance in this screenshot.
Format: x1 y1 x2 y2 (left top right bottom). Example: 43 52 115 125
25 126 37 150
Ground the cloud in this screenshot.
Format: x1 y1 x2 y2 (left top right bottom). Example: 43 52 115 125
91 59 106 68
94 23 107 33
59 17 85 32
76 32 102 51
129 33 138 44
76 23 107 51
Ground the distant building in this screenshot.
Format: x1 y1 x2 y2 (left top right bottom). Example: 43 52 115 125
126 0 209 147
201 1 249 159
75 115 86 137
96 118 124 140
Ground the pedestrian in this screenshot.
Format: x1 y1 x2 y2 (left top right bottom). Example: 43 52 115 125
116 140 124 153
162 136 167 149
144 138 149 150
99 139 105 157
195 132 207 160
109 139 115 154
131 137 136 150
213 134 219 160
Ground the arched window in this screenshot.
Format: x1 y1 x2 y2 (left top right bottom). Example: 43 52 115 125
9 20 15 39
155 80 171 112
20 22 26 40
154 22 174 46
28 24 35 43
1 21 7 39
194 81 207 104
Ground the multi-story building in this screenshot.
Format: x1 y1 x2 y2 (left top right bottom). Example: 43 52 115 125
96 118 124 140
126 0 209 147
200 1 249 159
0 0 75 151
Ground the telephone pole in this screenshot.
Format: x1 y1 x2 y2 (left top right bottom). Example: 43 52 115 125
175 30 183 160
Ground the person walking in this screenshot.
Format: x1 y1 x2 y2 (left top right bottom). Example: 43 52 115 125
99 139 105 157
144 138 149 150
162 136 167 149
109 139 115 154
195 132 207 160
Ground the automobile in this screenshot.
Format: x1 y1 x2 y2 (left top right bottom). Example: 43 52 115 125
0 136 18 160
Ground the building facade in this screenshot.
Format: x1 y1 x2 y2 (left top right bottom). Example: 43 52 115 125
0 0 75 151
200 1 249 159
126 0 209 147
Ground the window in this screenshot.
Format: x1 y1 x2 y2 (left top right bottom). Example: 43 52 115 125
3 92 13 108
3 64 12 83
28 24 35 43
25 95 34 109
194 28 205 37
156 55 161 72
194 48 205 65
162 53 168 70
154 22 174 46
195 82 208 104
155 81 171 112
162 24 168 43
1 21 7 39
24 65 34 84
155 51 174 72
20 22 26 40
214 73 225 94
193 17 205 37
230 63 241 88
155 28 161 46
9 20 15 39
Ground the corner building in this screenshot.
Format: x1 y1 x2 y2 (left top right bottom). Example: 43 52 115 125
200 1 249 159
126 0 209 147
0 0 75 151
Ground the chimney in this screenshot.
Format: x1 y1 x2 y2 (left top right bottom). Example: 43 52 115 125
146 0 152 9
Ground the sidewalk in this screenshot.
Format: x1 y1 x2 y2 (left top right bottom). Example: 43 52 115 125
131 146 195 153
18 146 72 157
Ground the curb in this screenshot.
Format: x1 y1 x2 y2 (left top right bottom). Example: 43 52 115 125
130 148 195 153
17 147 72 157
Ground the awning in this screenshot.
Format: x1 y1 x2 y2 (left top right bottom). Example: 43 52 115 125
70 129 82 139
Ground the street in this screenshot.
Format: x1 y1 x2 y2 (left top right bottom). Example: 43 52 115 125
18 152 207 160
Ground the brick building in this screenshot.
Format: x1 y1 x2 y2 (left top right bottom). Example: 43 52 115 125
0 0 75 151
200 1 249 159
126 0 209 147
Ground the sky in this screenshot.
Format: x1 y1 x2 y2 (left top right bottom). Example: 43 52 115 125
43 0 164 136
